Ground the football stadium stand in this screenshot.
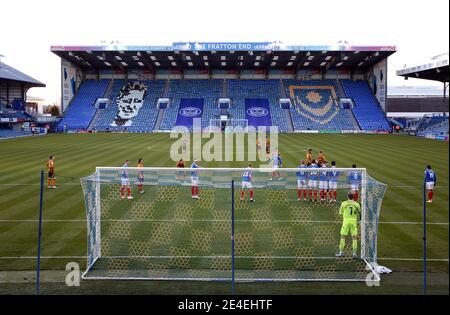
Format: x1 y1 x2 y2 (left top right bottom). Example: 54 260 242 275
51 43 399 134
416 116 449 137
341 80 390 131
57 78 397 133
57 79 109 130
0 128 31 138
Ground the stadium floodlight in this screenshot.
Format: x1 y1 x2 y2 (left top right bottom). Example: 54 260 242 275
81 167 386 282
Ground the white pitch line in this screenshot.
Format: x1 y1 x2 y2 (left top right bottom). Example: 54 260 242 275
378 258 449 262
0 256 447 262
0 183 447 188
0 219 448 225
0 256 87 259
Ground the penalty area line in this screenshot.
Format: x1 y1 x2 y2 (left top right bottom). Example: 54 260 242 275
0 256 447 262
0 219 448 225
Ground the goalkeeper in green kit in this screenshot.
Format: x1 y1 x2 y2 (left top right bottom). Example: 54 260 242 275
336 192 361 258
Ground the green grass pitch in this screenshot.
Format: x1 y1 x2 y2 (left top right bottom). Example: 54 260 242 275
0 133 448 294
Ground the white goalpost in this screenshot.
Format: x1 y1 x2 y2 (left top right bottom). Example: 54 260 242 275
80 167 386 282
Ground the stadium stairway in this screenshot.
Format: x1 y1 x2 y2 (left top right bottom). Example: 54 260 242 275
222 79 228 98
285 109 294 132
341 80 390 131
88 79 115 130
336 79 346 100
153 108 165 131
279 79 287 98
279 80 294 132
153 80 171 131
162 80 170 98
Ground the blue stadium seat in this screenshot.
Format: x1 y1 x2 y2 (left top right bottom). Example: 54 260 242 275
95 80 165 132
341 80 390 131
0 128 31 138
284 80 359 131
57 79 110 130
416 116 449 137
228 80 287 131
57 78 394 133
160 80 222 131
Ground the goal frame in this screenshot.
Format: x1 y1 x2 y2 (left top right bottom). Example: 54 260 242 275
81 166 383 283
208 119 249 132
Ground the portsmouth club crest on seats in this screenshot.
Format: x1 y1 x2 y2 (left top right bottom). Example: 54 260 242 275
179 107 202 117
246 107 269 118
289 85 339 125
111 81 147 127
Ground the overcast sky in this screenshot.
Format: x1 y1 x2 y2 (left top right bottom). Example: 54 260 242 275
0 0 448 104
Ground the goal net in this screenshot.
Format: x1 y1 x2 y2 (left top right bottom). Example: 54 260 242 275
209 119 249 132
80 167 386 282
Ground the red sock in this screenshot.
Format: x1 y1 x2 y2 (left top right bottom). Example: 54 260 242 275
309 190 312 199
428 191 433 201
354 191 359 201
192 186 195 196
250 190 254 199
195 187 199 195
120 187 124 197
241 190 245 199
303 190 307 198
297 189 301 198
127 188 131 196
314 190 317 201
334 191 337 200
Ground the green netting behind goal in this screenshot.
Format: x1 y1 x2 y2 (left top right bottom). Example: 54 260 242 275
80 167 386 282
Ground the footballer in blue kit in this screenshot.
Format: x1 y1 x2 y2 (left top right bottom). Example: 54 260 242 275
425 165 437 203
348 164 361 202
120 160 133 200
308 160 319 202
296 160 308 201
240 163 254 202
